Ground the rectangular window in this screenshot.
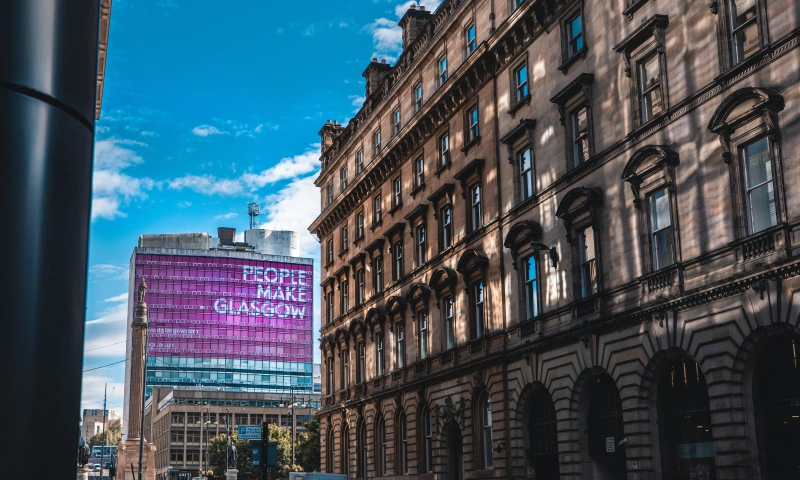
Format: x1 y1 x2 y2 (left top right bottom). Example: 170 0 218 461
393 241 404 280
414 84 423 112
473 281 485 338
393 176 402 208
579 227 597 298
470 184 482 232
514 63 529 103
519 148 533 200
373 195 382 225
416 225 426 266
742 136 777 234
357 149 364 174
341 279 349 314
567 13 584 57
376 332 385 376
642 188 675 275
439 133 450 166
418 311 428 359
374 255 384 293
728 0 760 65
340 226 348 253
356 211 365 239
638 53 663 123
570 106 590 167
415 156 425 188
444 296 455 350
468 106 480 142
357 341 366 383
327 183 333 206
357 268 365 305
523 255 539 319
327 357 335 394
326 290 334 324
342 349 350 390
439 56 448 86
326 238 334 265
466 24 477 55
393 109 401 136
396 322 405 369
340 167 348 190
374 130 381 157
441 205 453 250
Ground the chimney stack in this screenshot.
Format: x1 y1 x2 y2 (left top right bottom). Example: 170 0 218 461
217 227 236 246
362 58 392 97
399 3 432 49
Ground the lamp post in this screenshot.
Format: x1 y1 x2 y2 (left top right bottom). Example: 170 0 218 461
224 408 231 473
279 385 302 467
198 407 212 478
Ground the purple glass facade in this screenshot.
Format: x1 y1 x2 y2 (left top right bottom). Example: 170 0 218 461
136 254 313 362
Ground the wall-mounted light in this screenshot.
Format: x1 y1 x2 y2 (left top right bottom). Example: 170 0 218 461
530 242 559 268
494 442 506 454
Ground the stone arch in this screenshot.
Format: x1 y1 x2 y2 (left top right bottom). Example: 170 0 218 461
621 144 680 182
456 248 489 275
513 382 560 480
503 220 543 249
708 87 784 138
404 281 431 304
385 295 407 317
733 323 800 480
555 187 603 220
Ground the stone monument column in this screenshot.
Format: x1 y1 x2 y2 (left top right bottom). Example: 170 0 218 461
128 279 148 440
117 279 156 480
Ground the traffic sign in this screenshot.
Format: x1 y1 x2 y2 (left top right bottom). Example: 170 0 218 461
237 425 262 440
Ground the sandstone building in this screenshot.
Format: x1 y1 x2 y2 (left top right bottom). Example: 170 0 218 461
308 1 800 479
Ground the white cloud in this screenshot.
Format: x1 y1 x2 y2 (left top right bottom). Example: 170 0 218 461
92 139 156 221
168 145 321 196
141 130 158 137
363 1 442 61
214 212 239 220
80 373 125 411
178 201 192 209
86 301 129 326
192 125 228 137
258 175 321 259
104 293 128 303
89 264 129 281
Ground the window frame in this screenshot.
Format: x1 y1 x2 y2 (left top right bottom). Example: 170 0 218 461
441 205 453 251
578 226 598 299
420 406 433 473
740 136 778 235
414 155 425 190
444 295 455 350
513 62 529 105
376 331 385 376
469 183 483 233
637 51 665 124
340 225 348 254
647 187 676 271
438 55 448 87
326 289 334 324
392 108 401 137
356 149 364 174
326 238 334 266
356 267 366 306
415 224 427 267
549 73 595 171
715 0 768 71
479 392 494 469
393 240 404 281
372 194 382 227
397 412 408 474
326 182 334 206
414 83 423 113
467 105 480 143
356 210 365 240
373 129 382 158
472 280 486 339
466 23 477 56
418 310 429 360
356 340 366 384
518 147 534 201
395 321 405 369
341 348 350 390
340 279 349 315
373 253 384 294
439 131 451 168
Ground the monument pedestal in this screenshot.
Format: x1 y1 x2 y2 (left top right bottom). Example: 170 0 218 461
77 466 90 480
115 437 156 480
226 468 239 480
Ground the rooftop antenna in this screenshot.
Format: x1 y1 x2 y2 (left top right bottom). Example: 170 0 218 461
248 203 260 230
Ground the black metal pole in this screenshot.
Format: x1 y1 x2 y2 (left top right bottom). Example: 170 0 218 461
0 2 100 479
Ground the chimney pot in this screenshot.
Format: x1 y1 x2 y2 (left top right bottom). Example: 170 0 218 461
410 3 416 9
372 57 378 62
381 59 386 64
420 5 425 10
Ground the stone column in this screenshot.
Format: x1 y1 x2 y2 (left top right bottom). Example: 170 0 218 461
128 279 149 440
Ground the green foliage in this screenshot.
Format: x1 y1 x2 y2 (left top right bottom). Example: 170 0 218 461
208 433 253 479
294 416 320 472
88 420 122 447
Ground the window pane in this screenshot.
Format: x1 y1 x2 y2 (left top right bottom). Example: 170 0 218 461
650 188 672 232
580 228 596 262
744 137 777 233
745 137 772 188
570 15 583 46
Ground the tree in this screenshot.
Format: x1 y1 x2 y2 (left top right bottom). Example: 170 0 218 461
294 416 320 472
88 420 122 448
209 433 253 479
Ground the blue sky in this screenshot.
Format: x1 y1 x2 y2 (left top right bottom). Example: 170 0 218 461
81 0 441 417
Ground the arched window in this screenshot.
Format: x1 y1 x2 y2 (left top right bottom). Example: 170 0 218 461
358 421 368 480
658 358 716 479
586 375 626 478
397 411 408 474
326 428 335 473
527 388 560 479
754 335 800 478
420 406 433 473
478 392 494 469
341 424 350 476
377 416 386 476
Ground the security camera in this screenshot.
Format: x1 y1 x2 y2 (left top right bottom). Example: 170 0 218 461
618 438 628 447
